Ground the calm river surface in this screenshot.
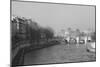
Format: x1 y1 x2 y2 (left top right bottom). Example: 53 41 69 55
24 42 96 65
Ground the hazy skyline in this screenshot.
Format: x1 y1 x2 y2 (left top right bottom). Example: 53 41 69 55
12 1 95 34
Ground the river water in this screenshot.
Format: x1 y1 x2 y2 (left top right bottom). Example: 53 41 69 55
24 43 96 65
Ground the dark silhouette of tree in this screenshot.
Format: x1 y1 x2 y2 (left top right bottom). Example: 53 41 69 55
26 19 41 42
43 27 54 40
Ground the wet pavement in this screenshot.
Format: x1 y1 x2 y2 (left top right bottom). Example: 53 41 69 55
24 42 96 65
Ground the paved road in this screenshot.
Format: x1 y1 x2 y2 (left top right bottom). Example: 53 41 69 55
24 42 96 65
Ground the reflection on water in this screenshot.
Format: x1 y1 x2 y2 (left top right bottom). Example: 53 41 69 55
24 44 96 65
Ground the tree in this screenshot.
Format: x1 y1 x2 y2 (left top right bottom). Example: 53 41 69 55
26 19 41 42
43 27 54 40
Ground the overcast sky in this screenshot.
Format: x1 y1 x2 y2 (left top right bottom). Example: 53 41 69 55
12 1 95 33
